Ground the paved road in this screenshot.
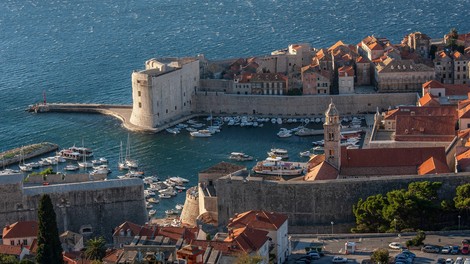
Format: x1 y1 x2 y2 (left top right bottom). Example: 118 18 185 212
289 233 470 264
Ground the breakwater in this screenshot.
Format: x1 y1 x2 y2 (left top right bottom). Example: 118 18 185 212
0 142 59 167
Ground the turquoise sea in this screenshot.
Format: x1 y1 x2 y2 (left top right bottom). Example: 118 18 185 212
0 0 469 218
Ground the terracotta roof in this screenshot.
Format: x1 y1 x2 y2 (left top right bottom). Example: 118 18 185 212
456 148 470 171
376 58 433 73
341 147 447 169
227 210 288 231
199 161 246 174
356 56 369 63
423 80 470 97
158 226 198 243
395 115 456 140
113 221 156 238
307 154 325 170
384 109 399 120
224 227 269 253
417 157 451 175
27 238 37 253
0 245 22 256
368 42 384 51
383 105 457 121
304 161 338 181
458 128 470 139
328 40 346 52
419 93 440 106
63 251 94 264
177 245 205 257
338 66 354 77
2 221 38 239
103 248 124 263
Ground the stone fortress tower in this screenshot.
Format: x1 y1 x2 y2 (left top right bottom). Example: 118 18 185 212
129 57 200 129
323 99 341 170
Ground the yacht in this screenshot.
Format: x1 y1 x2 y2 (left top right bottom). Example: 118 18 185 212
253 157 304 176
64 164 79 171
190 130 212 137
267 148 289 159
229 152 254 161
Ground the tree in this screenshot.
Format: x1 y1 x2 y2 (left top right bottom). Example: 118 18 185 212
85 237 107 261
36 194 64 264
352 194 388 233
371 248 389 264
454 183 470 211
447 28 459 51
235 252 264 264
0 253 19 264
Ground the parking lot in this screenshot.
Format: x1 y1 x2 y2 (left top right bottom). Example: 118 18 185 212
288 233 470 264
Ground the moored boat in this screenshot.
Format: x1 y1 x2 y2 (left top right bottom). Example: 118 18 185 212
190 130 212 137
267 148 289 159
148 209 156 216
253 157 304 176
229 152 254 161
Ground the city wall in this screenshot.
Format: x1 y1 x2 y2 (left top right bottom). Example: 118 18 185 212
194 92 418 117
0 175 146 241
216 173 470 234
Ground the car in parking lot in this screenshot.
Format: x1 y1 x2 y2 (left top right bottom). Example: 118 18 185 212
447 259 455 264
452 246 460 255
307 252 321 260
422 245 440 253
389 242 403 250
332 256 348 263
442 246 453 254
456 257 463 264
395 254 412 264
462 244 469 255
401 250 416 259
464 258 470 264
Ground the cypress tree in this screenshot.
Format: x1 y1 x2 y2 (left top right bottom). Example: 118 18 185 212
35 194 64 264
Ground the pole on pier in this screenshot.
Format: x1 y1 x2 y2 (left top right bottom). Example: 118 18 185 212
43 90 47 105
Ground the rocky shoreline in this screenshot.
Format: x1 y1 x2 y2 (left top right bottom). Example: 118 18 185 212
0 142 59 168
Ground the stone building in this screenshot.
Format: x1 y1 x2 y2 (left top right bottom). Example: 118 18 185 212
402 32 431 58
130 57 200 129
453 51 469 85
434 51 455 84
300 65 330 95
357 36 390 61
232 73 289 95
355 56 371 86
434 50 470 85
338 66 355 94
374 57 435 92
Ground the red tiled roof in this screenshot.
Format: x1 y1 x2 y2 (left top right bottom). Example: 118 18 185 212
224 227 269 253
227 210 288 231
423 80 470 96
341 147 447 169
383 106 457 121
2 221 38 239
458 129 470 139
27 238 37 254
456 148 470 172
328 40 346 52
395 115 456 140
419 93 440 106
158 226 198 243
0 245 22 256
356 56 369 63
304 161 338 181
113 221 156 238
102 248 124 263
368 42 384 51
63 251 94 264
417 157 451 175
338 66 354 77
307 154 325 170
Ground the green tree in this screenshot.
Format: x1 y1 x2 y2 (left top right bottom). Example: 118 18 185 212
36 194 64 264
352 194 388 233
0 253 19 264
235 252 263 264
371 248 389 264
454 183 470 211
85 237 107 261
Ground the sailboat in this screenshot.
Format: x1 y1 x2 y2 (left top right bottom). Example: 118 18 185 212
78 139 93 168
18 147 33 172
124 134 138 169
118 141 129 170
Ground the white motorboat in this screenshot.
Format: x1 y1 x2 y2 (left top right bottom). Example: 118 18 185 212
64 164 79 171
19 164 33 172
175 204 184 210
165 209 179 215
229 152 254 161
147 197 159 204
253 157 304 176
175 185 186 190
168 176 189 183
267 148 289 159
299 151 311 157
146 202 153 209
148 209 156 216
158 193 172 199
190 130 212 137
277 130 292 138
78 161 93 168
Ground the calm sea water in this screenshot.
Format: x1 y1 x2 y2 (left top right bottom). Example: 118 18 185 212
0 0 469 217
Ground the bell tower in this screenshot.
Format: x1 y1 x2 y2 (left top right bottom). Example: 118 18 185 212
323 99 341 170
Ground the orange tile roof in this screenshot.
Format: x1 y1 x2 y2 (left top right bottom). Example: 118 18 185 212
419 93 440 106
384 109 399 120
341 147 447 170
368 42 384 51
224 227 269 253
63 251 94 264
327 40 346 52
2 221 38 239
395 115 456 140
304 161 338 181
338 66 354 77
0 245 22 256
456 148 470 171
383 105 458 121
308 154 325 170
227 210 288 231
102 248 124 263
458 128 470 139
423 80 470 96
356 56 369 63
417 157 451 175
113 221 156 238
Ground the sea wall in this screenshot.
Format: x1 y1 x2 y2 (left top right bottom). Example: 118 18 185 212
0 176 146 241
194 92 418 117
216 173 470 234
25 173 107 184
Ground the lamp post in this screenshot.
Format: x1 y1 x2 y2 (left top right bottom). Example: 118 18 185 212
394 218 397 233
459 215 461 230
331 221 334 234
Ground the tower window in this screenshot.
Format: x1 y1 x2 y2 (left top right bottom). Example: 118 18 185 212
328 132 334 141
138 102 142 108
137 91 141 97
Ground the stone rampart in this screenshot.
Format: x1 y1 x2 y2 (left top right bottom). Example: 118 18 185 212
180 186 199 227
0 176 146 241
194 93 417 117
216 173 470 233
25 173 107 184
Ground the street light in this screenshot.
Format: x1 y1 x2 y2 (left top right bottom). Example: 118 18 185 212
394 218 397 233
459 215 461 230
331 221 334 234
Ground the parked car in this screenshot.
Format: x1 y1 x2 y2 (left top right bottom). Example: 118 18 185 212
307 252 321 260
456 257 463 264
452 246 460 255
464 258 470 264
422 245 440 253
462 239 470 245
395 254 412 264
462 244 469 255
442 246 453 254
390 242 403 250
437 259 446 264
447 259 455 264
401 250 416 259
332 256 348 263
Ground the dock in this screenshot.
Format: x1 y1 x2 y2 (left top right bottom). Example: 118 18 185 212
0 142 59 167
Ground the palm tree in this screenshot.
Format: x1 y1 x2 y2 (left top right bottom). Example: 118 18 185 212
85 237 106 261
